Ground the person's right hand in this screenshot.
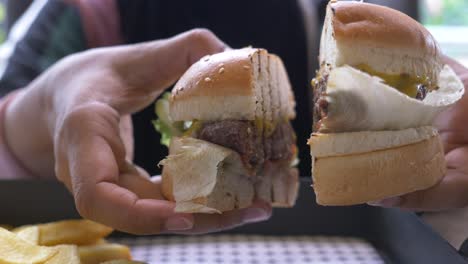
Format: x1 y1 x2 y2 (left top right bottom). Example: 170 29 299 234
368 56 468 212
4 29 272 234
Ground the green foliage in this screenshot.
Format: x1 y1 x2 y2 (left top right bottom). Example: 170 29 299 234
0 3 5 23
152 93 184 147
422 0 468 25
0 2 4 43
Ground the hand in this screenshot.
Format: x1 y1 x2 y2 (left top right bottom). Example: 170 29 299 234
4 29 272 234
370 56 468 211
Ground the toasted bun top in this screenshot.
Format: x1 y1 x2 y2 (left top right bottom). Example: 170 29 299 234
320 1 442 84
170 48 295 122
331 1 439 56
171 48 256 100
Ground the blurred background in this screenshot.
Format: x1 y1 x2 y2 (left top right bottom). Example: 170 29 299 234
0 0 465 66
420 0 468 66
0 0 465 177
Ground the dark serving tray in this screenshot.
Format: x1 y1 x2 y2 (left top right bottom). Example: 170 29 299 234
0 178 466 264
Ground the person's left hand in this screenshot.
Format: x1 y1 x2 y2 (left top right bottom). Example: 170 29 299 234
370 56 468 211
4 29 271 234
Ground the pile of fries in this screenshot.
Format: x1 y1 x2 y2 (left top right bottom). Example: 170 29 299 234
0 219 145 264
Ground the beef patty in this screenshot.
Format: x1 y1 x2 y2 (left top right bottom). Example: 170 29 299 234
196 120 295 171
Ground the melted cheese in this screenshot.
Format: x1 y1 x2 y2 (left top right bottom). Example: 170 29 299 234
183 120 203 136
319 65 464 132
355 64 432 97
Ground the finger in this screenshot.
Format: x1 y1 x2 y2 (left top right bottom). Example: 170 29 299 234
70 133 194 234
75 181 194 234
120 115 134 161
62 103 193 234
54 103 124 190
166 200 272 235
54 129 72 191
442 55 468 77
433 93 468 154
368 145 468 211
437 129 465 154
148 176 272 234
110 28 227 113
119 162 165 200
370 170 468 212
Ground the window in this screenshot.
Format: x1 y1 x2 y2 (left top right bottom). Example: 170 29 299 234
0 1 5 43
420 0 468 67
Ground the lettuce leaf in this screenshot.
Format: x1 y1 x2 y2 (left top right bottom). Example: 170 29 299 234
291 155 300 167
152 93 183 147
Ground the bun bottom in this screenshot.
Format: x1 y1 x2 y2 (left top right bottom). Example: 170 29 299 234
311 132 446 206
161 137 299 213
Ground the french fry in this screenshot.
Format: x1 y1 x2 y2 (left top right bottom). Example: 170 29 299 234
0 225 13 230
2 220 136 264
11 225 30 233
100 260 146 264
13 225 39 245
79 244 132 264
38 219 113 246
45 245 80 264
92 238 108 245
0 227 57 264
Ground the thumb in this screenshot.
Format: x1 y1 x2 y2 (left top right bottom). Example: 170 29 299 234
109 28 227 114
442 55 468 77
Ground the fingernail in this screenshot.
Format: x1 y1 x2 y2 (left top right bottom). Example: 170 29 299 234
368 197 402 207
243 208 270 223
164 217 193 231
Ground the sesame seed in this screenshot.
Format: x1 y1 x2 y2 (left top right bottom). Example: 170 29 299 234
205 77 212 82
243 65 250 70
219 67 225 74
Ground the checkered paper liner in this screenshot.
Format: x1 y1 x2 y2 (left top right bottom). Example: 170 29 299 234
112 235 384 264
